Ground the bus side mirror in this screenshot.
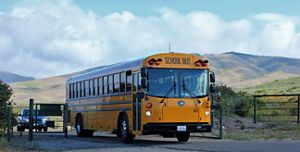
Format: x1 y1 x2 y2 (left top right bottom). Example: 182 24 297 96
141 68 147 78
136 91 145 99
210 72 215 83
210 84 216 93
141 78 148 90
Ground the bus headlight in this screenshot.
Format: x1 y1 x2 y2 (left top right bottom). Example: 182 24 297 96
205 111 210 116
145 110 152 117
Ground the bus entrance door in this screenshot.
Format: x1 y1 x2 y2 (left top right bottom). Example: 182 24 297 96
162 99 198 123
133 94 141 131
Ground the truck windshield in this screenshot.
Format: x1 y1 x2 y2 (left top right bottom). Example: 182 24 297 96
147 68 209 98
22 110 39 116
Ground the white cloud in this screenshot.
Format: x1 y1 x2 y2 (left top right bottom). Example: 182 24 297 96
0 0 299 78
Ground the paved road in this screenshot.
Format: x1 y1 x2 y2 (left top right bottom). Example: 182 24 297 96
20 131 300 152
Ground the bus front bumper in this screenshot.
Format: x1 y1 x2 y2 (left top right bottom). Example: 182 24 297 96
142 123 211 135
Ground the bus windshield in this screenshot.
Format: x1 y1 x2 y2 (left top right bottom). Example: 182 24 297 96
147 68 209 98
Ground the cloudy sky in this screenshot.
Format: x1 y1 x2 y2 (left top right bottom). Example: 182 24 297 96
0 0 299 78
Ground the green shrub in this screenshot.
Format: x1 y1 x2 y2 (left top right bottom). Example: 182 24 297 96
216 85 252 117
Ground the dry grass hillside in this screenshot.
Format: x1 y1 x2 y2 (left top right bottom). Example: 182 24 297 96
11 75 68 106
207 52 300 88
11 52 300 106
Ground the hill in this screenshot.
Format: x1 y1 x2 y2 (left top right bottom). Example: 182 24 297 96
207 52 300 88
243 76 300 95
11 52 300 105
0 71 34 83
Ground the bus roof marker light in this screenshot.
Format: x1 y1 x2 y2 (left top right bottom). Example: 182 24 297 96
201 60 209 66
195 60 202 67
148 58 156 65
155 58 162 65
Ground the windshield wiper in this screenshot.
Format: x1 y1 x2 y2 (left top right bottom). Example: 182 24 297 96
160 78 176 103
182 79 201 104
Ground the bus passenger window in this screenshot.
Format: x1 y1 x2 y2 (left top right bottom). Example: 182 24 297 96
80 81 83 97
94 78 98 96
69 84 72 99
120 72 125 92
85 80 89 97
126 73 132 92
108 75 113 94
72 83 75 98
99 77 103 95
113 73 120 93
133 73 137 92
97 78 102 95
103 76 108 95
88 80 91 96
138 73 141 90
76 82 80 98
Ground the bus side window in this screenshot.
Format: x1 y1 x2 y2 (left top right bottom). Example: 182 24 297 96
89 80 93 96
74 83 77 98
69 84 72 99
126 71 132 93
72 83 75 98
76 82 80 98
103 76 108 95
138 72 141 90
133 73 137 92
108 75 113 94
113 73 120 93
80 81 83 97
99 77 103 95
120 72 125 93
94 78 98 96
85 80 89 97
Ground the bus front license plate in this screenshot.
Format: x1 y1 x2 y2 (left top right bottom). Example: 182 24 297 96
177 126 186 131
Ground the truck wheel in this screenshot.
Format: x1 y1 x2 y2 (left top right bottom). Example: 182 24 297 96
119 114 134 143
43 128 48 132
38 128 42 132
176 132 190 142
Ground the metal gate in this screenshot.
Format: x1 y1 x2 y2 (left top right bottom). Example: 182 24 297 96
253 94 300 124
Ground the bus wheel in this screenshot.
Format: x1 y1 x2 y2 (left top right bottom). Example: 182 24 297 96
119 115 134 143
76 114 87 137
176 132 190 142
76 115 94 137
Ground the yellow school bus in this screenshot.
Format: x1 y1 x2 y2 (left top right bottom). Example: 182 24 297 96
66 52 215 143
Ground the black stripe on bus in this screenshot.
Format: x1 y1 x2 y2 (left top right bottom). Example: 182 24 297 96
68 101 132 107
72 107 132 113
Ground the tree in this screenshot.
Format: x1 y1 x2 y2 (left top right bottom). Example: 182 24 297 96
0 80 13 132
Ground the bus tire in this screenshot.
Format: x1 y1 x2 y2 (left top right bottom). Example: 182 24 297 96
176 132 190 142
119 114 134 143
76 114 94 137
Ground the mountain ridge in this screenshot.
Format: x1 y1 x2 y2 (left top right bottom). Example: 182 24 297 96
0 71 35 83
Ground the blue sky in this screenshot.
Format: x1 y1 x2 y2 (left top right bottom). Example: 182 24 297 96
1 0 299 19
74 0 300 19
0 0 299 77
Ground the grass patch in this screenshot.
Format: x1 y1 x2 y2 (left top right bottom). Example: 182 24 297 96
225 123 300 141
